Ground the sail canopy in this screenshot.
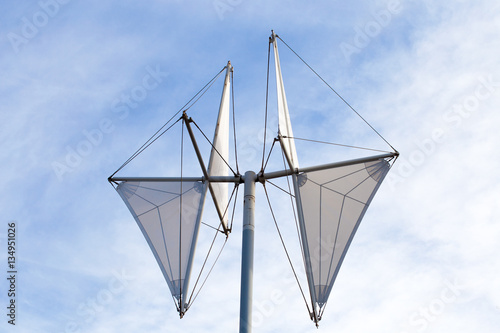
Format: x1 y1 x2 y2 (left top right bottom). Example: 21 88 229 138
293 157 391 318
269 31 397 324
116 180 205 313
110 62 235 316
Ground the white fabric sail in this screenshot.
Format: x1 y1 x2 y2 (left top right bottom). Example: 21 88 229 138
115 180 205 314
271 33 395 322
112 63 234 316
272 33 299 169
293 157 391 317
207 61 232 228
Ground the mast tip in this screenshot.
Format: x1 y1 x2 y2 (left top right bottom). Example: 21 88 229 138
270 29 277 42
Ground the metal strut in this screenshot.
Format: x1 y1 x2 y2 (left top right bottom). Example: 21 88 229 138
182 112 231 235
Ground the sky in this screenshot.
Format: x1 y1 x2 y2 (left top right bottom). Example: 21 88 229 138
1 0 500 332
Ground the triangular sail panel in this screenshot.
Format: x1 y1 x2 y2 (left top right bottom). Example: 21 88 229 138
293 157 391 319
115 181 205 308
272 32 299 169
110 62 237 316
115 179 206 315
207 61 232 228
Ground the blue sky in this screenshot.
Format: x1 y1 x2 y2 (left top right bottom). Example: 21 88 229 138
1 0 500 332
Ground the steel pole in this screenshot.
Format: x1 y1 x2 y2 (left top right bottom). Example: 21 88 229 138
239 171 256 333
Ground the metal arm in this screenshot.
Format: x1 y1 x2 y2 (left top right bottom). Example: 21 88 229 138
183 112 231 235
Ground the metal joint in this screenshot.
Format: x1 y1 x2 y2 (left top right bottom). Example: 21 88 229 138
181 111 193 123
256 171 265 184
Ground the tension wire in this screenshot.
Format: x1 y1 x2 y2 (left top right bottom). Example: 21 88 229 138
110 66 227 178
276 35 397 153
262 184 313 318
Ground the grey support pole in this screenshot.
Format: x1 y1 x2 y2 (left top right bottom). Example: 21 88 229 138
239 171 256 333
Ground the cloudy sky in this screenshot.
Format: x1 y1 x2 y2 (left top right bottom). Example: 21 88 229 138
1 0 500 332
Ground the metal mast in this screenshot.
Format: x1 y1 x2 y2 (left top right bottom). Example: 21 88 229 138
239 171 256 333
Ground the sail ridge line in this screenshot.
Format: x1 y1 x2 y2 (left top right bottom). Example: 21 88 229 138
311 160 389 193
134 187 196 218
318 186 323 304
323 195 345 306
156 207 175 294
116 182 204 218
304 170 379 207
345 171 384 197
125 183 186 195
